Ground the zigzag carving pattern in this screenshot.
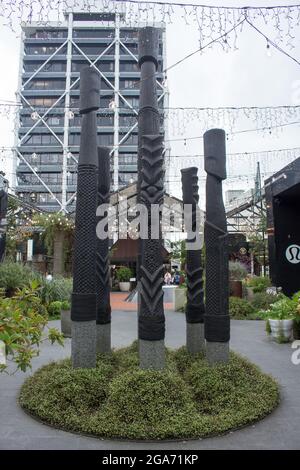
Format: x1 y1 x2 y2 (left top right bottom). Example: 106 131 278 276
96 149 111 325
138 134 165 340
181 167 205 323
140 134 165 207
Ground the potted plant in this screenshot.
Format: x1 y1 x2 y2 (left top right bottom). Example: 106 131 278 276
47 300 62 319
260 297 294 342
116 267 133 292
60 300 71 338
229 261 248 298
246 276 271 300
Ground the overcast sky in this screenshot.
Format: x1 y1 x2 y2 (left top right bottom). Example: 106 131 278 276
0 0 300 207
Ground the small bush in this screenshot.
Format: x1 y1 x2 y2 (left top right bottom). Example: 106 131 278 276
247 276 271 293
47 301 62 318
229 297 255 319
0 262 37 296
39 277 73 304
0 284 63 372
116 267 133 282
106 369 196 426
61 300 71 310
251 292 281 311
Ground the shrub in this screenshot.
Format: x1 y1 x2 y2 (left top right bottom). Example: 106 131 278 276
116 267 133 282
39 277 73 304
0 261 37 296
247 276 271 293
0 284 63 372
251 292 282 311
229 261 248 281
106 369 196 427
47 301 62 318
229 297 255 319
19 344 279 440
258 296 295 320
61 300 71 310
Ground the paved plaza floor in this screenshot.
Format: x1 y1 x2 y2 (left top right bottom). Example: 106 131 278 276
0 311 299 450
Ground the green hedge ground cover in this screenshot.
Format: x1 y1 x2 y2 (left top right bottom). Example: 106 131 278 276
19 342 279 440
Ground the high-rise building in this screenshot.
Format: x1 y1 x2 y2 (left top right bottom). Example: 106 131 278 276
14 10 168 213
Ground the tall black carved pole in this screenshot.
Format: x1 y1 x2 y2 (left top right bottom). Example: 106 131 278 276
204 129 230 364
181 167 205 354
138 27 165 369
96 146 111 353
71 67 100 368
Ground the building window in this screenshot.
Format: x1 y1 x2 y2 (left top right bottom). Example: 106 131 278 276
119 61 139 72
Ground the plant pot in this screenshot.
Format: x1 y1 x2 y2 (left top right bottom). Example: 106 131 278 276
61 309 71 338
269 319 293 342
119 281 130 292
174 287 186 311
293 321 300 340
229 280 243 298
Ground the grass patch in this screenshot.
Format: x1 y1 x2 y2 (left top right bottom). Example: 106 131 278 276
19 342 279 440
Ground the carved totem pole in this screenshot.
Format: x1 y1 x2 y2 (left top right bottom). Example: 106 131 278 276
181 167 205 354
96 146 111 353
204 128 230 364
71 66 100 368
138 27 165 369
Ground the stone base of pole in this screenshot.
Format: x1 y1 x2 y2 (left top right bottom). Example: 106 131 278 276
139 340 165 370
186 323 205 355
206 341 229 365
96 323 111 354
72 321 96 368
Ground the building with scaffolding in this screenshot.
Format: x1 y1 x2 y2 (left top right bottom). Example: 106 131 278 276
14 10 168 213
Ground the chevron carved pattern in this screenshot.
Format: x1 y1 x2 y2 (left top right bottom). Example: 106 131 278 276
140 134 165 207
181 167 205 323
140 265 164 316
96 149 111 325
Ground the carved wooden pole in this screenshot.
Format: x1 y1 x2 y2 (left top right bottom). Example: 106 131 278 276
204 128 230 364
71 67 100 368
138 27 165 369
181 167 205 354
96 146 111 353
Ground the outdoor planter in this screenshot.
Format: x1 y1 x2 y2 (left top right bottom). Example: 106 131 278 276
229 280 243 298
174 287 186 311
269 319 293 342
61 309 71 338
246 286 255 300
119 281 131 292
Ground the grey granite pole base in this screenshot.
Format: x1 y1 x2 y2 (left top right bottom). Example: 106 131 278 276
206 341 229 365
186 323 205 355
139 340 165 370
96 323 111 354
72 321 96 368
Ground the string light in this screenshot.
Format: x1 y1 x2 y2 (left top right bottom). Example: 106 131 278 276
1 1 300 52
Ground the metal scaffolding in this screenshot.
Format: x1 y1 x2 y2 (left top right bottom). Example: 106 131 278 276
14 10 168 213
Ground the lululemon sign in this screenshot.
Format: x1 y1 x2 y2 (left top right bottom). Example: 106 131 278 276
285 244 300 264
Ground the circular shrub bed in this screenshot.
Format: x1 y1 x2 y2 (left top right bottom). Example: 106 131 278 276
19 342 279 440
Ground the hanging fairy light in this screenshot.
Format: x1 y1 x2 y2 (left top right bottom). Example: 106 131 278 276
1 1 300 52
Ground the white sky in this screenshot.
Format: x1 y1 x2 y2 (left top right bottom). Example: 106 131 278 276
0 0 300 208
